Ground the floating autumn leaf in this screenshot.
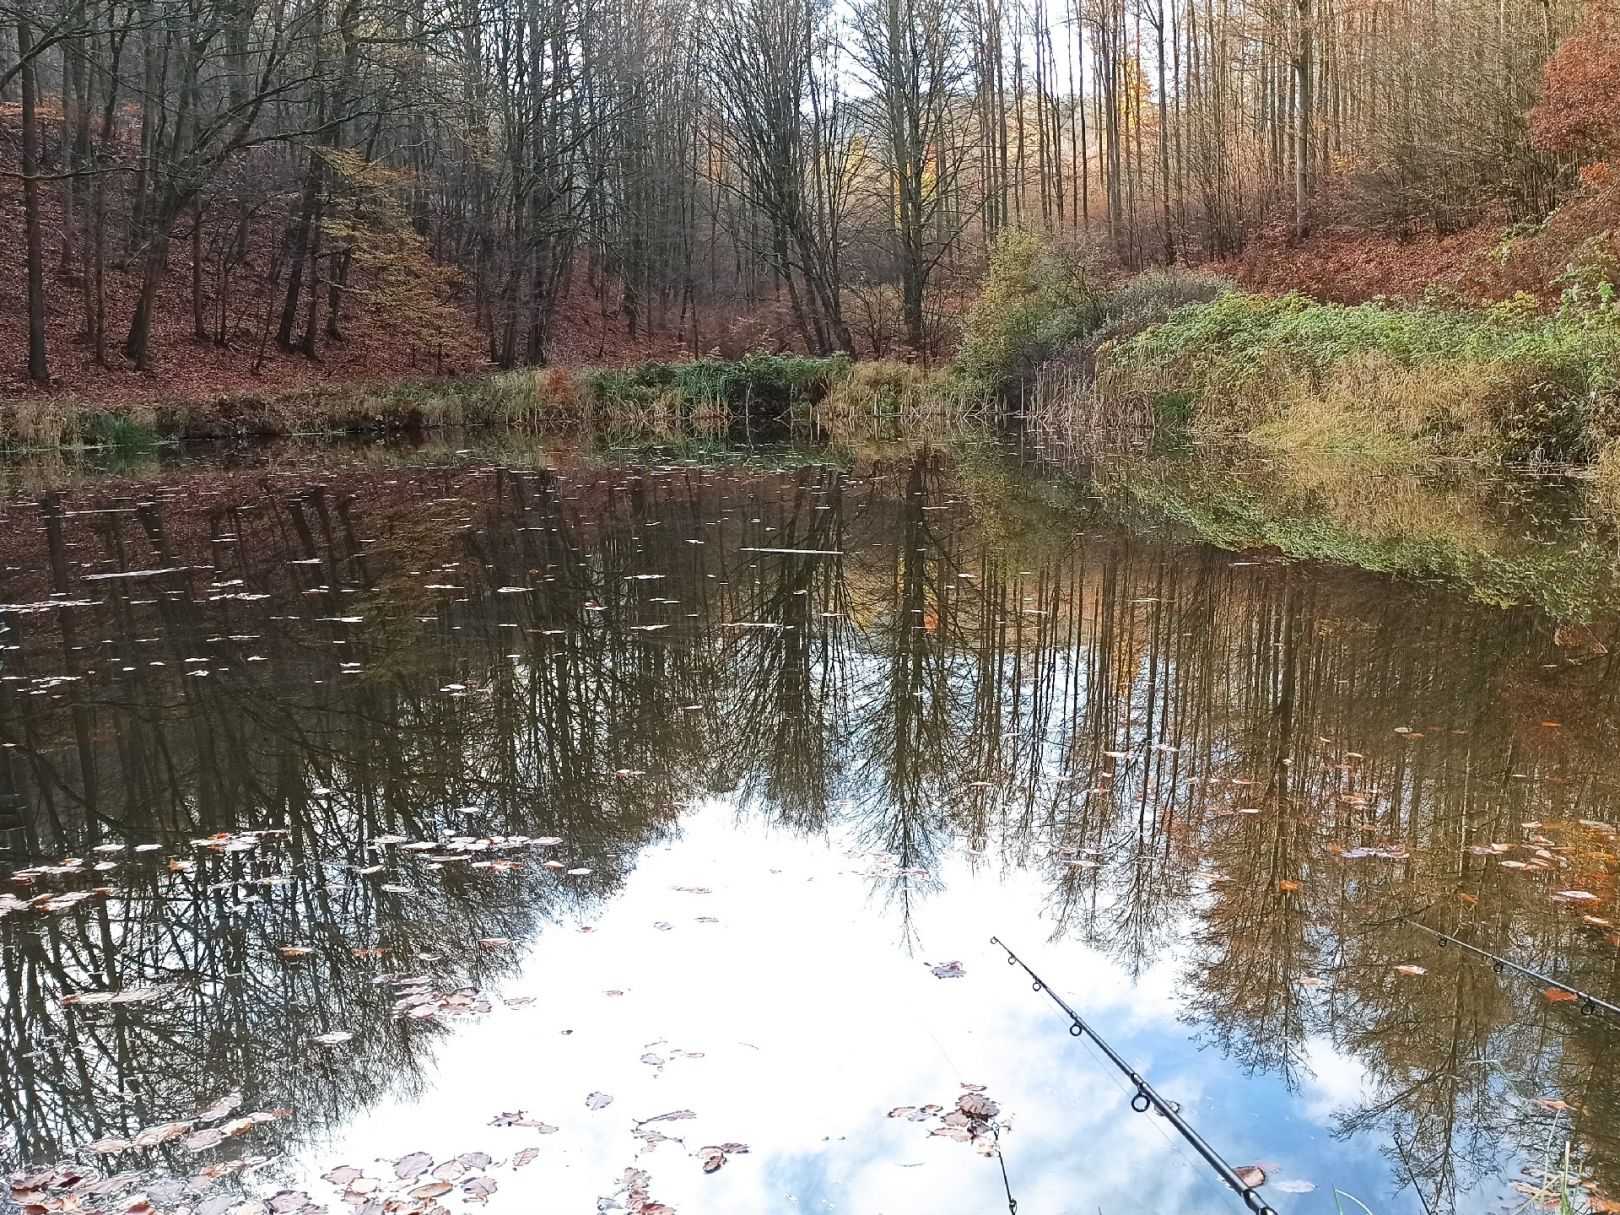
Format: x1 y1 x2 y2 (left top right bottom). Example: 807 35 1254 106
462 1177 498 1202
1545 988 1580 1003
585 1092 614 1110
393 1151 433 1180
699 1143 750 1173
1554 890 1599 902
930 961 966 979
321 1166 362 1187
1274 1179 1316 1194
195 1092 242 1123
184 1127 226 1152
1534 1097 1574 1111
1277 880 1302 892
638 1110 697 1125
1393 965 1428 976
513 1148 539 1169
1233 1166 1267 1188
409 1181 453 1200
313 1031 353 1045
957 1093 1000 1119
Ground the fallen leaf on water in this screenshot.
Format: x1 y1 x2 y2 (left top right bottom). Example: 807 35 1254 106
1554 890 1599 902
930 961 966 979
1274 1180 1316 1194
462 1177 498 1202
195 1092 242 1123
393 1151 433 1180
638 1110 697 1125
184 1128 226 1152
586 1092 615 1110
313 1032 352 1045
1545 988 1580 1003
1233 1166 1267 1188
957 1094 1000 1119
409 1181 452 1200
1393 965 1428 976
321 1167 362 1187
1534 1097 1573 1111
1277 880 1302 893
513 1148 539 1169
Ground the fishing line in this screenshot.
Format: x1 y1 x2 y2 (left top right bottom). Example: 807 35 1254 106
908 996 1020 1214
990 936 1279 1215
1404 918 1620 1020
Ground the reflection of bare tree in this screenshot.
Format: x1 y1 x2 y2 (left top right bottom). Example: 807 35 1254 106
4 448 1620 1208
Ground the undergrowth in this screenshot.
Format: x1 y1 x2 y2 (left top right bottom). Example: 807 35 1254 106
1091 292 1620 461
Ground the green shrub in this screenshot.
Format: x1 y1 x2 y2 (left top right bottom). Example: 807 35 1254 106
83 412 159 450
1097 267 1236 342
954 229 1110 392
584 354 850 421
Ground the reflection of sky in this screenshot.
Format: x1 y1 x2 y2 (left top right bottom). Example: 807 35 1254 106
279 801 1430 1214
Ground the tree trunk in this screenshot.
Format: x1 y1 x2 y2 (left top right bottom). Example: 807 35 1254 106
17 15 49 383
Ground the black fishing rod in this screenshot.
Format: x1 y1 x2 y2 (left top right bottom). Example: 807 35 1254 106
989 937 1278 1215
1404 919 1620 1019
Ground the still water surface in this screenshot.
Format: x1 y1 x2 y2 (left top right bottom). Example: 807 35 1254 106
2 444 1617 1215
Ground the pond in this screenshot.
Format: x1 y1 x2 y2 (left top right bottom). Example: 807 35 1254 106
2 440 1618 1215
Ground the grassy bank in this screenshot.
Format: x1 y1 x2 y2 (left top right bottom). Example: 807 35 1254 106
945 228 1620 467
0 354 988 454
1087 292 1620 462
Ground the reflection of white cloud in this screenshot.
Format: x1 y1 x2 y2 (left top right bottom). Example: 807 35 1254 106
1300 1037 1377 1124
279 803 1416 1213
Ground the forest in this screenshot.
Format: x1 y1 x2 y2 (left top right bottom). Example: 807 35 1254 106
3 0 1617 410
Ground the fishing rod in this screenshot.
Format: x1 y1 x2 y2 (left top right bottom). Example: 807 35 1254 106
1404 919 1620 1019
989 937 1278 1215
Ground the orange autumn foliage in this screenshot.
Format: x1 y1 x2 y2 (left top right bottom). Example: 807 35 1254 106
1530 2 1620 161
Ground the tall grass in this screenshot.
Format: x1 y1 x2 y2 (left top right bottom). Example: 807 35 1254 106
1087 292 1620 462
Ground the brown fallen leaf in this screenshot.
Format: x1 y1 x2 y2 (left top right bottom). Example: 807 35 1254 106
409 1181 452 1200
1545 988 1580 1003
1277 880 1302 893
1234 1166 1267 1189
957 1093 1000 1119
1393 965 1428 976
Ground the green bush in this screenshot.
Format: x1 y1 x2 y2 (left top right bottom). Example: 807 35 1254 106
954 229 1110 392
1096 267 1236 343
583 354 851 420
83 412 159 450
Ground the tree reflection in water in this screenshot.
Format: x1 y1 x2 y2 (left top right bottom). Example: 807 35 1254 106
1 447 1617 1213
